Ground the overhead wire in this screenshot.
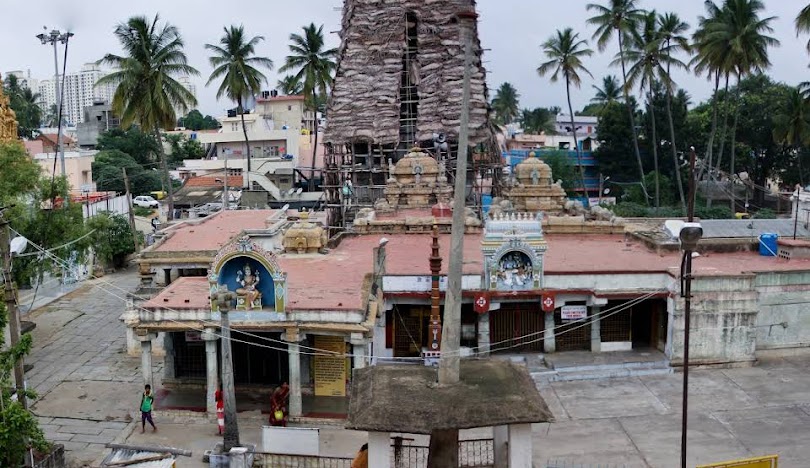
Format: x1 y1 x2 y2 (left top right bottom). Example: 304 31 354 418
18 227 681 361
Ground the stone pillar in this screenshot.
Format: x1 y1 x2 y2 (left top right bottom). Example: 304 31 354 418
136 332 157 389
508 423 533 468
493 425 509 468
368 431 390 468
163 333 175 381
477 312 491 356
202 328 219 415
350 333 368 370
282 329 304 418
591 306 602 353
544 311 556 353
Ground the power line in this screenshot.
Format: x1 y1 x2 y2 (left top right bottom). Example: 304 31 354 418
17 228 678 360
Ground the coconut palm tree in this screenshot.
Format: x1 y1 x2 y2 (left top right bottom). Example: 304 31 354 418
796 3 810 52
587 0 648 202
695 0 778 208
279 23 337 190
205 25 274 189
590 75 622 111
277 75 303 95
538 28 594 196
773 88 810 187
658 12 690 212
492 82 521 125
97 14 198 220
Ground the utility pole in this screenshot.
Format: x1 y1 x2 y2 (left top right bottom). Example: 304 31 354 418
428 10 475 468
794 184 801 240
1 209 27 409
37 29 73 181
213 288 239 451
122 168 141 253
222 153 229 211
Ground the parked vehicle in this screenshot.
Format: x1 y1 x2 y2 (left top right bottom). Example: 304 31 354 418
133 195 160 208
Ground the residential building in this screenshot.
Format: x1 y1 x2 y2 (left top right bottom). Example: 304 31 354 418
174 75 197 118
6 69 39 92
37 63 117 126
32 132 77 153
34 149 96 192
77 100 120 148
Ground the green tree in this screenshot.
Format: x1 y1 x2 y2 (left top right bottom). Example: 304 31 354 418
519 107 557 134
97 14 199 220
166 133 205 164
658 12 691 211
0 299 49 467
587 0 648 201
205 25 274 189
279 23 337 190
541 150 578 194
796 3 810 52
178 110 220 130
590 75 622 112
594 100 639 182
87 211 137 269
92 150 163 195
773 88 810 187
0 142 41 206
538 28 594 196
277 75 304 95
96 127 159 166
3 74 43 138
623 11 687 211
491 82 521 125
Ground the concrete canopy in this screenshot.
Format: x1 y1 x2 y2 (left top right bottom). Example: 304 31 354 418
347 360 552 434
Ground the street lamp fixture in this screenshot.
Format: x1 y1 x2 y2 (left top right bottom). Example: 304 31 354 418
36 28 74 185
679 223 703 251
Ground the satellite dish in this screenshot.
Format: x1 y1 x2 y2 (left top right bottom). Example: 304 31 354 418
10 236 28 255
295 188 303 196
603 188 611 195
280 204 290 212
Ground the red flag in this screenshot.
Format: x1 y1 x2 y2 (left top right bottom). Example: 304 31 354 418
541 293 555 313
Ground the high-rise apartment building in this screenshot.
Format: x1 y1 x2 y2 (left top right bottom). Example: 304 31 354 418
37 63 115 126
174 74 198 119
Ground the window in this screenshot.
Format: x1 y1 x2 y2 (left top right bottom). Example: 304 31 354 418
268 146 281 157
287 105 292 111
231 123 239 131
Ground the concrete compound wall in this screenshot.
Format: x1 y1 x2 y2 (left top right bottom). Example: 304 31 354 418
755 270 810 351
668 275 759 366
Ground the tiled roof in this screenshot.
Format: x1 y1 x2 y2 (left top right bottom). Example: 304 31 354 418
183 175 243 188
152 210 277 253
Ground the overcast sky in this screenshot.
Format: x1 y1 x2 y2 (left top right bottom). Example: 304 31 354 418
1 0 808 118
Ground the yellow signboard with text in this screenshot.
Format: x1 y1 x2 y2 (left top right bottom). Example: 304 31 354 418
697 455 777 468
313 335 347 397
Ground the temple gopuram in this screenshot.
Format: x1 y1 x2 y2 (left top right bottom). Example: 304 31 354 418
0 73 20 143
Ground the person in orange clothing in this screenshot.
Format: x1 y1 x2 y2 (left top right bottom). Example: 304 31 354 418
351 443 368 468
215 387 224 435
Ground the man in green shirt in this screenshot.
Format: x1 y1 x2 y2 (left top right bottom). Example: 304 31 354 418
140 384 157 433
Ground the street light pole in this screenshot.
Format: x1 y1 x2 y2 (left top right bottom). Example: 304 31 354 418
680 147 701 468
37 29 73 181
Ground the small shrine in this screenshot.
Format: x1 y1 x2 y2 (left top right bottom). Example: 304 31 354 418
0 74 19 143
208 235 287 313
481 212 547 291
504 152 567 214
282 211 328 254
377 147 452 211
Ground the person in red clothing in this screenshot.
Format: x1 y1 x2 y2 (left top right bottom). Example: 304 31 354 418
215 386 224 435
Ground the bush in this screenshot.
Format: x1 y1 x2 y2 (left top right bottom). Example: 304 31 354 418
753 208 777 219
133 206 154 217
609 202 648 217
694 204 733 219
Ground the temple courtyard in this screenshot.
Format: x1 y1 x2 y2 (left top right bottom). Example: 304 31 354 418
23 266 810 467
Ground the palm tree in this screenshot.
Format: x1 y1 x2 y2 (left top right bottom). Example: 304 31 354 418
695 0 778 208
587 0 648 202
492 82 521 125
796 3 810 52
590 75 622 111
773 88 810 187
97 14 198 220
520 107 558 135
658 12 690 212
538 28 594 196
279 23 337 191
206 25 274 190
278 75 303 95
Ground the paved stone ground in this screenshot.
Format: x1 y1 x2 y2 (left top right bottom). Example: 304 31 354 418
25 267 156 467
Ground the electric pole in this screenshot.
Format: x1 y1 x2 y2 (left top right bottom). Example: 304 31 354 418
213 288 239 451
122 168 141 253
1 208 27 409
36 29 73 181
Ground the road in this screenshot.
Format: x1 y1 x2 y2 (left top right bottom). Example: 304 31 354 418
23 266 810 467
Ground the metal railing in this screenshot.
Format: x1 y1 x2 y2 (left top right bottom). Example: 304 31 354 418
251 452 354 468
390 438 494 468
